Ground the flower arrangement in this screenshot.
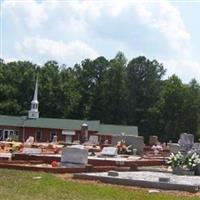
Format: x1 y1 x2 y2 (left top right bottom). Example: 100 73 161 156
116 140 128 154
184 152 200 170
168 151 200 172
151 145 163 155
168 151 184 169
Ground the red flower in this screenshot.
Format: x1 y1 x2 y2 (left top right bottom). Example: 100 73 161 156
51 161 58 168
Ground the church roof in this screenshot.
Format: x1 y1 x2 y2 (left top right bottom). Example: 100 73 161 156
99 124 138 136
0 115 138 135
0 115 99 131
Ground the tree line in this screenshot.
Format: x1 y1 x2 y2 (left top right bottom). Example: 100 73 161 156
0 52 200 142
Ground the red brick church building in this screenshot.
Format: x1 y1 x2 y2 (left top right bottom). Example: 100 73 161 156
0 80 138 143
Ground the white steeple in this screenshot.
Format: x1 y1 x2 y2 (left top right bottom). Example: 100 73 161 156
28 78 39 119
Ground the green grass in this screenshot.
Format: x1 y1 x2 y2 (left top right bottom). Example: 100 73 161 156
0 169 199 200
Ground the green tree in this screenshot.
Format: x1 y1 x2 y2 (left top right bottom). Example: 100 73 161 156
0 60 37 115
158 75 185 141
38 61 62 117
74 57 109 119
99 52 127 124
126 56 166 140
181 79 200 139
59 67 81 119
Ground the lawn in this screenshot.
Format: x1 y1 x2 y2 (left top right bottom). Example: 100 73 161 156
0 169 199 200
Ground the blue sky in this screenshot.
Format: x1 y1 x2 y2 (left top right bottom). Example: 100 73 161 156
1 0 200 83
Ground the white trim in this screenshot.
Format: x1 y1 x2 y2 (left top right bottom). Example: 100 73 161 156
62 130 75 135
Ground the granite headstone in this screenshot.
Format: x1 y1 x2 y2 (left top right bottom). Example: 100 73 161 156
100 147 118 157
61 147 88 165
191 143 200 154
149 136 159 146
111 135 144 154
178 133 194 154
168 143 180 154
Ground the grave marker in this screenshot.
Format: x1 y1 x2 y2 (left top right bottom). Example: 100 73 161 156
100 147 118 157
168 143 180 154
23 147 42 154
179 133 194 154
61 147 88 165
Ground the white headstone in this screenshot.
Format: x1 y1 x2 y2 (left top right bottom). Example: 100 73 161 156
88 135 99 145
52 135 57 143
100 147 118 157
25 136 34 144
23 147 42 155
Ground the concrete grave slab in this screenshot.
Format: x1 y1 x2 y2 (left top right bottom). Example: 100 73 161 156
74 171 200 192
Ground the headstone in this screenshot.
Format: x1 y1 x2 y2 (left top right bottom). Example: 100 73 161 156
168 143 180 154
73 140 80 144
88 135 99 145
100 147 118 157
133 149 137 156
61 147 88 165
111 136 144 154
178 133 194 154
149 136 159 146
52 135 57 143
70 144 84 149
23 147 42 154
0 152 12 159
25 136 34 144
190 143 200 154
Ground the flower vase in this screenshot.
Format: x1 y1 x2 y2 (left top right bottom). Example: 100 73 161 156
173 167 195 176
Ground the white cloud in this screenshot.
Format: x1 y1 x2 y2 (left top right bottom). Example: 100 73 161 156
2 0 49 29
1 0 196 83
132 1 191 53
16 36 99 64
163 59 200 82
2 0 190 52
64 0 191 53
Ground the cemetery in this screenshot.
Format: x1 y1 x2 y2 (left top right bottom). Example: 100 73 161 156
0 72 199 199
0 70 199 198
0 131 200 194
